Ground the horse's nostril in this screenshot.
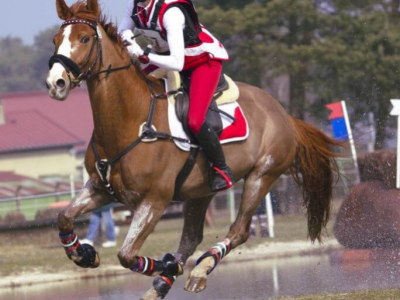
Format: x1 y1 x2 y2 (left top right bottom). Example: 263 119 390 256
45 81 51 90
56 79 66 89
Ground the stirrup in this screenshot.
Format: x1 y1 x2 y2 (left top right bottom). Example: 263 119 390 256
211 166 234 192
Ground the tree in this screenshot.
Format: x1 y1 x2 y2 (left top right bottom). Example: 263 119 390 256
199 0 324 120
311 1 400 149
32 25 60 88
0 37 39 92
201 0 400 147
0 26 58 94
195 0 270 10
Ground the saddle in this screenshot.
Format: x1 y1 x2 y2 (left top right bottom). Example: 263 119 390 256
150 69 240 141
176 72 230 140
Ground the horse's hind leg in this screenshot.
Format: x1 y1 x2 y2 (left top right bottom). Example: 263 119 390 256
176 196 214 263
185 173 278 293
58 179 114 268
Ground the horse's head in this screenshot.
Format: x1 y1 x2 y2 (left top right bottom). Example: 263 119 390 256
46 0 101 100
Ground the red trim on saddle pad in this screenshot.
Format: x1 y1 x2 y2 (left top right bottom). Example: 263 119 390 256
219 106 247 142
168 98 248 151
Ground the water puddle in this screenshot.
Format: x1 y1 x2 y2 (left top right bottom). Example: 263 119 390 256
2 249 400 300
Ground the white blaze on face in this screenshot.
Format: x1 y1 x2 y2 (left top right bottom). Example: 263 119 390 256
48 25 76 82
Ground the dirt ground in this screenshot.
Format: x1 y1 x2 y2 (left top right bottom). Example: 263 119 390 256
3 206 400 299
0 211 341 287
276 289 400 300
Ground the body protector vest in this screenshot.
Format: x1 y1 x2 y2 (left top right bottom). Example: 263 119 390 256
131 0 229 69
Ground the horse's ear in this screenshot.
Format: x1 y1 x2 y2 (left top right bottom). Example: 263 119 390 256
86 0 100 18
56 0 73 20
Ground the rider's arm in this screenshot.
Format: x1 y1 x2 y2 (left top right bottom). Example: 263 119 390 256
147 7 185 71
119 0 136 38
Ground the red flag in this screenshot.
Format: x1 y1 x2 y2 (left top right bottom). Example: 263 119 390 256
325 102 344 120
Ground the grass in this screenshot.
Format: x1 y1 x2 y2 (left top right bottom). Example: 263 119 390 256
3 200 399 299
0 195 71 220
0 207 338 277
275 289 400 300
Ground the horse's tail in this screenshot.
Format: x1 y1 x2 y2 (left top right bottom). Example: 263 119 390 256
289 117 342 243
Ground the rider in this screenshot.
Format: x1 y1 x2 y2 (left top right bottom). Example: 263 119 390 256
119 0 234 192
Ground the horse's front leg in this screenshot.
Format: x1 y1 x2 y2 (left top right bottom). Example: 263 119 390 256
139 197 212 300
117 199 182 300
58 179 114 268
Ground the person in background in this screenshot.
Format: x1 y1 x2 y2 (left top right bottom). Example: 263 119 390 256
81 203 117 248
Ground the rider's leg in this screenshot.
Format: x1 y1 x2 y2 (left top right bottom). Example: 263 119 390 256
196 121 234 191
187 59 234 192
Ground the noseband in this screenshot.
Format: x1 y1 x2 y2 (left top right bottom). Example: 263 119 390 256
48 19 133 86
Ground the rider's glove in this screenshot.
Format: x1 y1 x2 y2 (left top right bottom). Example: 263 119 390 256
121 29 144 57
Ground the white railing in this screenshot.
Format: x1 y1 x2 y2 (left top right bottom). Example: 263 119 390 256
0 190 80 221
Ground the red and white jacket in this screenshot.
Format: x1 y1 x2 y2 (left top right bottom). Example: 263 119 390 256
121 0 229 70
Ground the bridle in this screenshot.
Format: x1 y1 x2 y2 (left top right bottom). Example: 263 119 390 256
48 19 134 87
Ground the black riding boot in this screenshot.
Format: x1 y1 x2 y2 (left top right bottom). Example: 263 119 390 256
195 121 234 192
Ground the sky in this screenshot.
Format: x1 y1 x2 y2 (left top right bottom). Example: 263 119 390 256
0 0 129 45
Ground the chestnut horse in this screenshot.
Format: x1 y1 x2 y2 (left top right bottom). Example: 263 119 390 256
46 0 340 299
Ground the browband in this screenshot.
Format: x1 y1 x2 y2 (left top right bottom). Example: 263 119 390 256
61 19 97 31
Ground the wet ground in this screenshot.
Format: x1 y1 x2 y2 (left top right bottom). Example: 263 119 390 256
2 249 400 300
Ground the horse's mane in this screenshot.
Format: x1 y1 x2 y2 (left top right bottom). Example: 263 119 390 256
70 1 151 82
70 1 123 45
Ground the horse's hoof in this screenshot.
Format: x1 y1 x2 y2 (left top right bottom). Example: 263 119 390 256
153 275 173 298
73 244 100 268
184 276 207 293
91 252 100 268
140 288 159 300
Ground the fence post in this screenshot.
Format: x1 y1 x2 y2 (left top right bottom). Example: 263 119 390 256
70 173 76 198
228 188 235 223
265 193 275 238
15 185 22 213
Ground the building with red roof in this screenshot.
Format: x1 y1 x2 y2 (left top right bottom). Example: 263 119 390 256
0 88 92 179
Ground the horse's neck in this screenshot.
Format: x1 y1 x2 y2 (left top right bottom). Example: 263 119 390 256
87 37 150 155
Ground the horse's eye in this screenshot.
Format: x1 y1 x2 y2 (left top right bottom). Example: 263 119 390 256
81 36 90 44
52 39 55 45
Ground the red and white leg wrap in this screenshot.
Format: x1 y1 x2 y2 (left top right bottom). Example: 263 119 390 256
196 238 232 274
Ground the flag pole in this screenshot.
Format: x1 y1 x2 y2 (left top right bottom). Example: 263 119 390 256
397 115 400 189
390 100 400 189
341 101 360 184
